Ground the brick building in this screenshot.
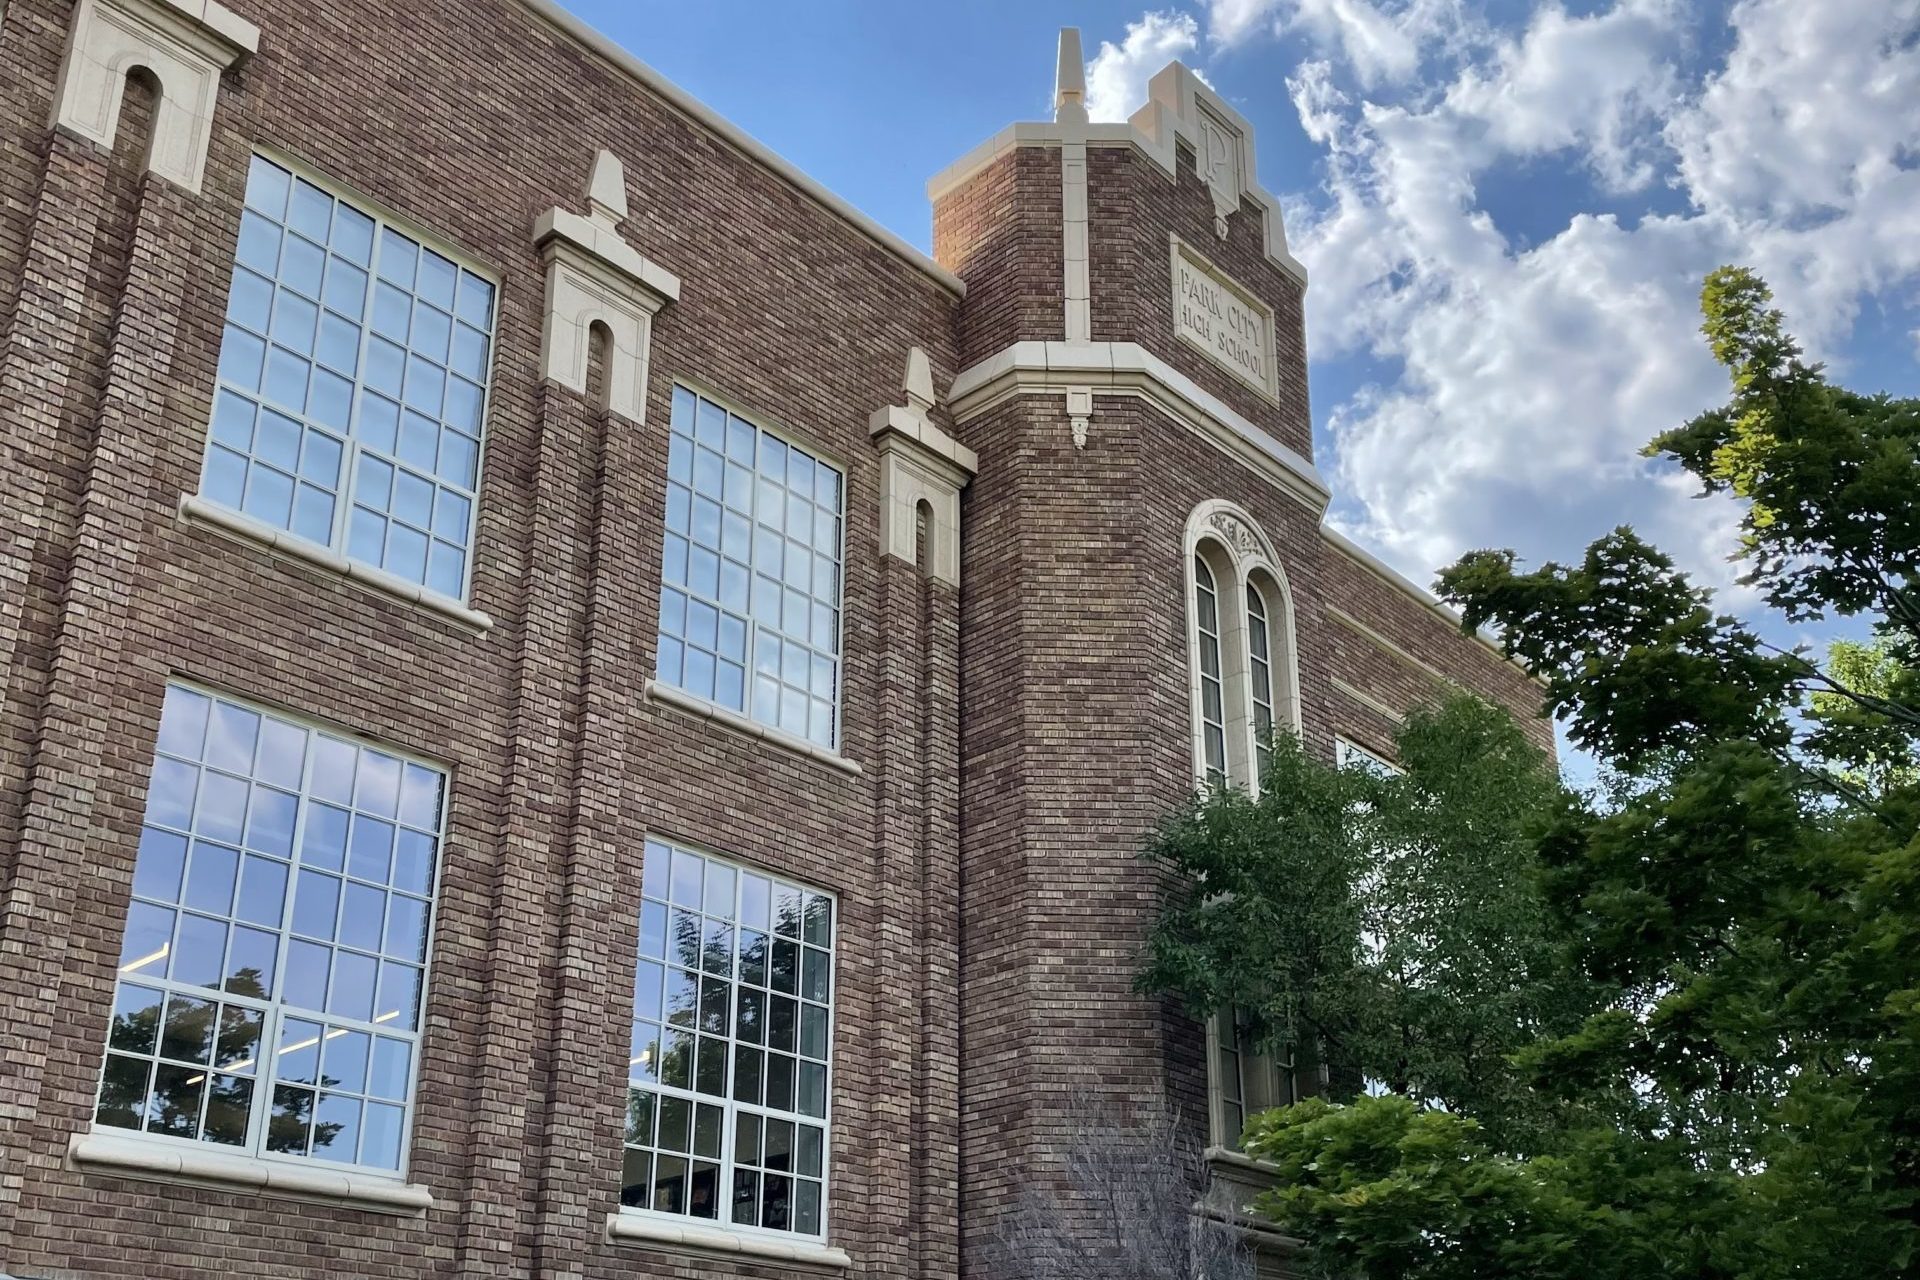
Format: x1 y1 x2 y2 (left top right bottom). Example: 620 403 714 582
0 2 1546 1276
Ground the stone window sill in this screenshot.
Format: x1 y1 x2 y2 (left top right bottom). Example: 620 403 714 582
178 494 495 634
605 1211 851 1271
68 1131 433 1216
644 679 862 775
1205 1145 1279 1179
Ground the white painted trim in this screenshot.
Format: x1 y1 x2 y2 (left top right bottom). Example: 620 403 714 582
68 1132 432 1215
606 1211 851 1270
947 341 1328 513
644 679 863 776
178 495 496 632
511 0 963 298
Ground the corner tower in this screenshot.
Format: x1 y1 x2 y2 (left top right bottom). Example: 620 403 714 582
933 28 1333 1273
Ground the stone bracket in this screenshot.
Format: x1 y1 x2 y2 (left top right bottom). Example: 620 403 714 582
869 348 977 587
533 150 681 423
1066 385 1092 449
51 0 258 194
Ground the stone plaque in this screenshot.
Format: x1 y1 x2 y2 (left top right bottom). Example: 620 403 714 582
1170 236 1278 403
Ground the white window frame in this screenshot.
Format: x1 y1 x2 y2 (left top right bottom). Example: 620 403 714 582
620 837 838 1244
1193 552 1230 785
1182 500 1304 1147
1336 735 1400 776
1181 501 1301 793
655 382 847 750
199 151 499 606
92 683 448 1181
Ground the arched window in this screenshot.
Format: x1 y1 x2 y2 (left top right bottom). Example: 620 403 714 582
1183 504 1299 793
1182 502 1306 1148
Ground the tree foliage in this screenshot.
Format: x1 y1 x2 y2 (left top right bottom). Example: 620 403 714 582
1143 269 1920 1278
1138 697 1582 1147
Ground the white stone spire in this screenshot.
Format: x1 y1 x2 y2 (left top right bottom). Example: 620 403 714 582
1053 28 1088 125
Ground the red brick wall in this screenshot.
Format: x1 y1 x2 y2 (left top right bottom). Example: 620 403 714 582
0 0 965 1277
1087 143 1315 464
932 148 1064 364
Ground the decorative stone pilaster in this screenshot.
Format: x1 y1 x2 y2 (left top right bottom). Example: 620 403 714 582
869 347 977 587
532 149 680 423
51 0 258 193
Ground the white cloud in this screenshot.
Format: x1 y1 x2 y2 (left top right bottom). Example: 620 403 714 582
1667 0 1920 345
1441 0 1681 192
1206 0 1463 87
1271 0 1920 602
1085 12 1200 122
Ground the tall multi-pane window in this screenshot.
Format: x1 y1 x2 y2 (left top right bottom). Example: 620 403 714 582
1247 584 1275 781
96 686 443 1173
1213 1007 1297 1149
624 840 835 1238
203 155 495 599
656 387 844 749
1193 555 1227 784
1188 507 1306 1150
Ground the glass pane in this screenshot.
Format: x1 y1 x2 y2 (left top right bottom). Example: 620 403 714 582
96 1053 153 1130
148 1063 206 1138
620 1148 653 1209
108 985 164 1055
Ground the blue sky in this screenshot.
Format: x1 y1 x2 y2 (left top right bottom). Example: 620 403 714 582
562 0 1919 773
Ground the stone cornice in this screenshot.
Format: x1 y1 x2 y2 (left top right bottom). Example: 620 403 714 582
946 340 1329 513
532 206 682 306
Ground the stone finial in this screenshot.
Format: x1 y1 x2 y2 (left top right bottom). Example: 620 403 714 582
904 346 936 414
586 148 627 228
1054 28 1088 125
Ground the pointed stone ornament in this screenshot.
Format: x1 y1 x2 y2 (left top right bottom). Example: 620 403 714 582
904 345 936 414
870 347 977 587
586 148 627 227
1054 27 1089 125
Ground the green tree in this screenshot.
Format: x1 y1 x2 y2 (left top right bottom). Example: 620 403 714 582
1138 696 1585 1148
1143 269 1920 1279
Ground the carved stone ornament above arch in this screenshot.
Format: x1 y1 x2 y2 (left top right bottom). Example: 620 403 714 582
1188 498 1281 572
